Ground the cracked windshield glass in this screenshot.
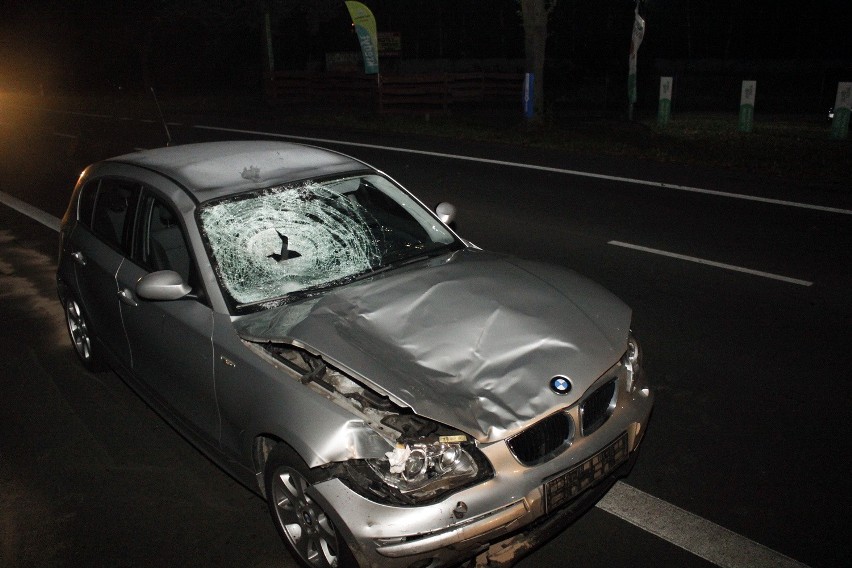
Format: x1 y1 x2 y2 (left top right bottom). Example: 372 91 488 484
199 174 457 308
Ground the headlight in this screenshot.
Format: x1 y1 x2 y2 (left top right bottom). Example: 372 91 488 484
626 334 640 368
623 333 644 392
342 434 493 505
370 440 479 493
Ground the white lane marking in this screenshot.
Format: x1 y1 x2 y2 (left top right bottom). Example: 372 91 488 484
0 194 816 568
192 124 852 216
17 107 851 215
598 482 811 568
53 132 77 139
0 191 60 232
608 240 814 286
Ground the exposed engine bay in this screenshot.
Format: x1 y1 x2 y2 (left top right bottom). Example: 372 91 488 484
248 340 491 505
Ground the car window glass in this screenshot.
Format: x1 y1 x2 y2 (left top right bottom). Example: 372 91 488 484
77 180 99 228
199 174 457 308
92 179 138 251
139 195 194 286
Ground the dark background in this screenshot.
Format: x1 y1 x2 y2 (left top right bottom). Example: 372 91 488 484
2 1 850 112
0 4 851 566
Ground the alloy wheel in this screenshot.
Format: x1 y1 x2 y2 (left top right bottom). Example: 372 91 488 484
271 465 339 568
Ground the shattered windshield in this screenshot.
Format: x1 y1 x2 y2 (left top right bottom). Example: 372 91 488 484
199 174 458 309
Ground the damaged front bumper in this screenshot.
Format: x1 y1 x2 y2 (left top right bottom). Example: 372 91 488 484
310 378 653 568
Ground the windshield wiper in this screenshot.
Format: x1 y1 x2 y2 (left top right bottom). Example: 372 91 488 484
236 277 352 309
354 242 460 281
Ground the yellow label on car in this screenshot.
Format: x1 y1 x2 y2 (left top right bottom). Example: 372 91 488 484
439 435 467 443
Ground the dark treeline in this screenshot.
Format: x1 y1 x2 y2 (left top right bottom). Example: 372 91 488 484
1 0 849 95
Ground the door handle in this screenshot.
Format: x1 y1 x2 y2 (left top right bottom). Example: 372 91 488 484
71 251 87 266
118 288 138 307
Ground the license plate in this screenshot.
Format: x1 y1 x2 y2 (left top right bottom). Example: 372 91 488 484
544 432 628 513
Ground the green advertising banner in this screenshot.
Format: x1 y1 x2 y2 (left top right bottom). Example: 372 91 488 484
345 1 379 75
658 76 672 126
739 80 756 133
831 82 851 140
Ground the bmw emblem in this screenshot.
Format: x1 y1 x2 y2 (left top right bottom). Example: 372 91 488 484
549 376 572 395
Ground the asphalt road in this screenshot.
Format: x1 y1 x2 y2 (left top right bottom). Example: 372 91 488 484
1 101 849 568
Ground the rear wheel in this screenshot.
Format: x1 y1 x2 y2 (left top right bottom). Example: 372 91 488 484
64 296 104 371
264 444 356 568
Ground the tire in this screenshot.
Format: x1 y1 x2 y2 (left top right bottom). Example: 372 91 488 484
264 443 357 568
64 295 105 371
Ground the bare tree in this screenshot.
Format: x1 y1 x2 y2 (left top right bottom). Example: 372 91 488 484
520 0 557 120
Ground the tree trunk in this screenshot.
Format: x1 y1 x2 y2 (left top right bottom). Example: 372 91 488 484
521 0 554 121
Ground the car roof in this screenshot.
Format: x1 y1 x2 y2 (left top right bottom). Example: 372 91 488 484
106 141 370 201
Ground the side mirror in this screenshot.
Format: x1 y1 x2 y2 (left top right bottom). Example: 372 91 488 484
435 202 457 225
136 270 192 301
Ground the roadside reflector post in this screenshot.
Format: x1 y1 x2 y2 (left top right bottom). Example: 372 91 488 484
738 80 756 133
658 76 672 126
831 82 851 140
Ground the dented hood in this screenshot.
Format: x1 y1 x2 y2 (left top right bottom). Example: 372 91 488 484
235 249 631 442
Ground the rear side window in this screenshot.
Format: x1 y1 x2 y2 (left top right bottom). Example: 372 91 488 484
91 179 139 251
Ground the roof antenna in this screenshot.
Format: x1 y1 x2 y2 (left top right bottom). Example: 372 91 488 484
150 87 173 147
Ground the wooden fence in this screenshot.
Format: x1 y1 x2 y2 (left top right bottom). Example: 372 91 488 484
380 75 450 114
265 72 378 105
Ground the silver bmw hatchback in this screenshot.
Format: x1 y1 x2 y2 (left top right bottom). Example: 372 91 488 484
57 141 653 568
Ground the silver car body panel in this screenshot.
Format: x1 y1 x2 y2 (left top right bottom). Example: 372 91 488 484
66 223 133 366
236 248 632 444
212 316 396 468
116 259 220 442
107 140 367 201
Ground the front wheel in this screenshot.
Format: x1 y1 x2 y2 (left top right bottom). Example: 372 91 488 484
264 444 356 568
